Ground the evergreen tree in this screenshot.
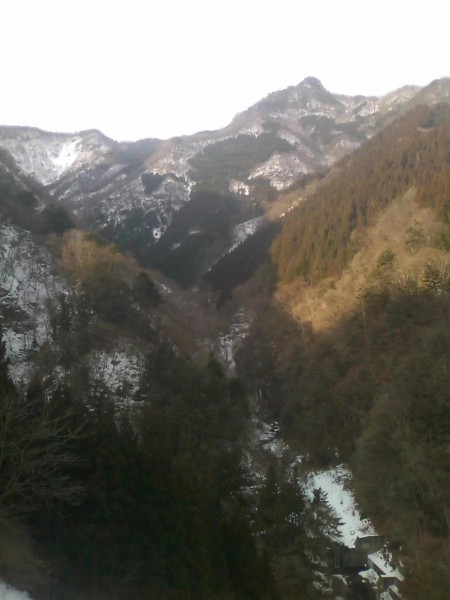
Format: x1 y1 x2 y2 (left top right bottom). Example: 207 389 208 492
0 325 13 394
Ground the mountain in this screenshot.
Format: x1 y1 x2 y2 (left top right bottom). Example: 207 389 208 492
4 78 445 368
239 99 450 598
228 76 418 185
2 77 449 292
1 77 450 599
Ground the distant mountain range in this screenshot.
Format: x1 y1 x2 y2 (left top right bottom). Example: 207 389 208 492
1 76 449 289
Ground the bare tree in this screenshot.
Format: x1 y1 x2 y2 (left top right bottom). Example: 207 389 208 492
0 393 86 515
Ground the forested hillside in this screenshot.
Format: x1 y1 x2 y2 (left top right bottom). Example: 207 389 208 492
237 102 450 597
271 104 450 282
2 86 450 599
0 168 341 600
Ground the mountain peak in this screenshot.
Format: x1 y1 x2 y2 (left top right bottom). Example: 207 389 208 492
300 76 323 89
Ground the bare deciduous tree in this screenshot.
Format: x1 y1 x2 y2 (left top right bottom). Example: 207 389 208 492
0 393 86 515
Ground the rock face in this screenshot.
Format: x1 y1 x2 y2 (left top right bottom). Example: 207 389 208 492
227 76 420 185
1 77 449 287
0 127 116 186
0 222 64 382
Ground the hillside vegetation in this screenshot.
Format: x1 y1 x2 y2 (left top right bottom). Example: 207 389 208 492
237 103 450 596
2 89 450 599
271 104 450 282
0 188 335 599
189 132 294 194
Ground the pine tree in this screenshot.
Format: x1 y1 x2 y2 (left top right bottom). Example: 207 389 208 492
309 487 343 541
0 324 13 395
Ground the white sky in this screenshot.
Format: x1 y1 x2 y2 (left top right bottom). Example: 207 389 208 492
0 0 449 141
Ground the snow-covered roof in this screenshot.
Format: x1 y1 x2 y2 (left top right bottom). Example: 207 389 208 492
0 579 33 600
368 549 404 581
359 568 379 585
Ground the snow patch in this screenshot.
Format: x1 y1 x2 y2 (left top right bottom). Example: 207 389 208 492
359 568 379 585
0 129 112 186
252 421 375 550
0 580 33 600
90 345 144 405
49 139 80 175
277 130 302 146
151 139 219 177
0 223 64 383
249 152 311 189
89 174 192 237
368 549 404 581
301 464 375 548
218 306 253 374
255 421 287 458
238 122 265 136
229 179 250 196
228 216 265 252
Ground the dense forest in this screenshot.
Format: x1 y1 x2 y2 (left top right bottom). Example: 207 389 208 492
189 133 293 195
0 172 340 599
237 103 450 597
271 104 450 282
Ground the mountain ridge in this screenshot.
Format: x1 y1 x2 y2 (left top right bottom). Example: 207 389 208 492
1 77 450 599
1 77 450 291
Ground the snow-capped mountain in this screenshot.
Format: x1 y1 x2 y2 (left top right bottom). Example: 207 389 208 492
0 127 116 187
1 77 449 288
229 76 420 184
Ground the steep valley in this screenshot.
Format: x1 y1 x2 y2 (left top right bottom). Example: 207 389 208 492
1 77 450 600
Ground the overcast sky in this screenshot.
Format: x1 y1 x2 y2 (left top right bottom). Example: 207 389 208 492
1 0 449 141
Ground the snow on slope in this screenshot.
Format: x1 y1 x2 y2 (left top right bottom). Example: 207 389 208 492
368 548 404 581
0 223 64 383
90 344 144 405
0 223 145 403
249 152 313 189
219 306 253 373
102 173 192 231
0 128 112 186
0 580 33 600
229 216 265 251
302 464 375 548
256 420 287 458
7 136 79 185
257 424 375 549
